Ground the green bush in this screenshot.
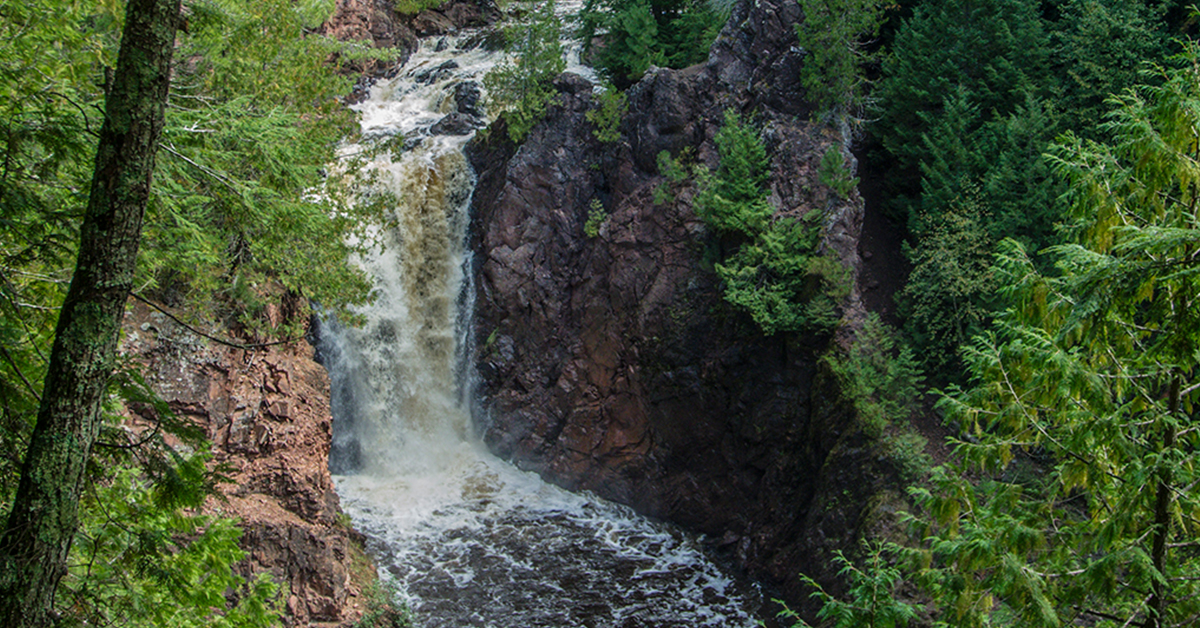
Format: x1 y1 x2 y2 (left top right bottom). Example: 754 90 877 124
484 1 566 142
782 541 918 628
586 85 628 142
694 110 773 235
577 0 723 86
824 313 924 434
897 193 997 378
354 581 414 628
695 111 848 334
819 145 859 199
584 198 608 237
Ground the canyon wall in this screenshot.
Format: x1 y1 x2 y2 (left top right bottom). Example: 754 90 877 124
121 299 371 627
469 0 906 604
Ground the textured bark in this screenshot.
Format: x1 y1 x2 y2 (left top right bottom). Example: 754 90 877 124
0 0 179 624
1144 374 1179 628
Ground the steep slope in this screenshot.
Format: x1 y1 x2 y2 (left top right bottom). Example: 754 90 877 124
121 298 371 627
469 0 907 605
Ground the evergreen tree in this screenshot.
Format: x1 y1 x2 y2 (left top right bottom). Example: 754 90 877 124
911 47 1200 627
577 0 723 86
873 0 1051 216
1049 0 1172 136
484 0 566 142
794 0 888 113
0 0 181 623
695 111 847 334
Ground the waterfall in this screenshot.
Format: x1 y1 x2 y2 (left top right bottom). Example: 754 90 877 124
316 8 764 626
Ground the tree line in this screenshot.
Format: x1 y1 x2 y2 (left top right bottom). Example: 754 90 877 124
0 0 391 624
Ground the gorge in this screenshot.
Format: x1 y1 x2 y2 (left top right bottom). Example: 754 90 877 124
123 0 911 624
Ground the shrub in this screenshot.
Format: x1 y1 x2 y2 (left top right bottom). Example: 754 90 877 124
584 198 608 237
585 85 628 142
484 1 565 142
695 111 848 334
577 0 724 86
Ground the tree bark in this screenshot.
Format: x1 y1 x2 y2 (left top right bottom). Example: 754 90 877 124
1144 373 1179 628
0 0 180 624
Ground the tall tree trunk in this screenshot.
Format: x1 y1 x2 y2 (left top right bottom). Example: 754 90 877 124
0 0 180 624
1144 373 1180 628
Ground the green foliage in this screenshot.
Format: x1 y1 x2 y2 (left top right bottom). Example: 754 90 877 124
716 216 845 334
353 580 414 628
0 0 117 488
585 85 628 142
824 314 923 434
585 198 608 237
694 111 773 235
873 0 1175 388
0 0 386 623
909 48 1200 627
819 146 859 199
63 461 282 628
898 193 997 377
794 0 888 113
1050 0 1171 137
695 111 847 334
652 149 691 205
484 0 566 142
782 542 918 628
874 0 1051 205
144 0 377 320
656 149 691 183
577 0 723 85
393 0 447 15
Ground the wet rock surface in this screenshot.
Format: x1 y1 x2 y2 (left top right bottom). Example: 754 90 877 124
121 300 369 627
322 0 500 103
469 0 894 608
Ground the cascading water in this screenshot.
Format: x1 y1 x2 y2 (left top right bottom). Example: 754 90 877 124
317 8 765 626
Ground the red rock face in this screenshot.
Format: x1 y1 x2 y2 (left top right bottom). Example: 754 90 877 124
121 300 368 626
468 0 897 607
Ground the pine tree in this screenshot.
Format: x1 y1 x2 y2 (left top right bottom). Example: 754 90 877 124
913 45 1200 628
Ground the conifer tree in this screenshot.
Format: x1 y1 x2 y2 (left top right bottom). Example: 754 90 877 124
913 45 1200 628
0 0 181 623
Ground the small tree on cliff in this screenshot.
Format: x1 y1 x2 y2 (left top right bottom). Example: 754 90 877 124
0 0 181 623
695 110 848 335
484 0 565 142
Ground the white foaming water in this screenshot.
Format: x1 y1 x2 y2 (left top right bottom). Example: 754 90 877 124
321 7 761 626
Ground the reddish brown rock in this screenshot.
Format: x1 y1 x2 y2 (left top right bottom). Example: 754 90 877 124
468 0 893 611
121 300 369 627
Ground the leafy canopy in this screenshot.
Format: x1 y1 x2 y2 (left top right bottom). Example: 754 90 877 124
909 45 1200 628
484 0 566 142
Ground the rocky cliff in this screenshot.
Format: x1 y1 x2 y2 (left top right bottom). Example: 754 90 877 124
321 0 499 102
469 0 905 606
121 299 370 627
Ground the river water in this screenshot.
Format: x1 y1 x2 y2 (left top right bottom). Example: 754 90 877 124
318 7 766 626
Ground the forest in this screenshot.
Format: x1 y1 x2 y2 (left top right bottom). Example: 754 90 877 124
2 0 1200 625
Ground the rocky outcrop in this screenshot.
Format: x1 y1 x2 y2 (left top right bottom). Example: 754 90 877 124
121 300 370 627
469 0 897 608
322 0 500 102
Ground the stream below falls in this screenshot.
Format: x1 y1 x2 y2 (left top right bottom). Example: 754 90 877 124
316 9 769 626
